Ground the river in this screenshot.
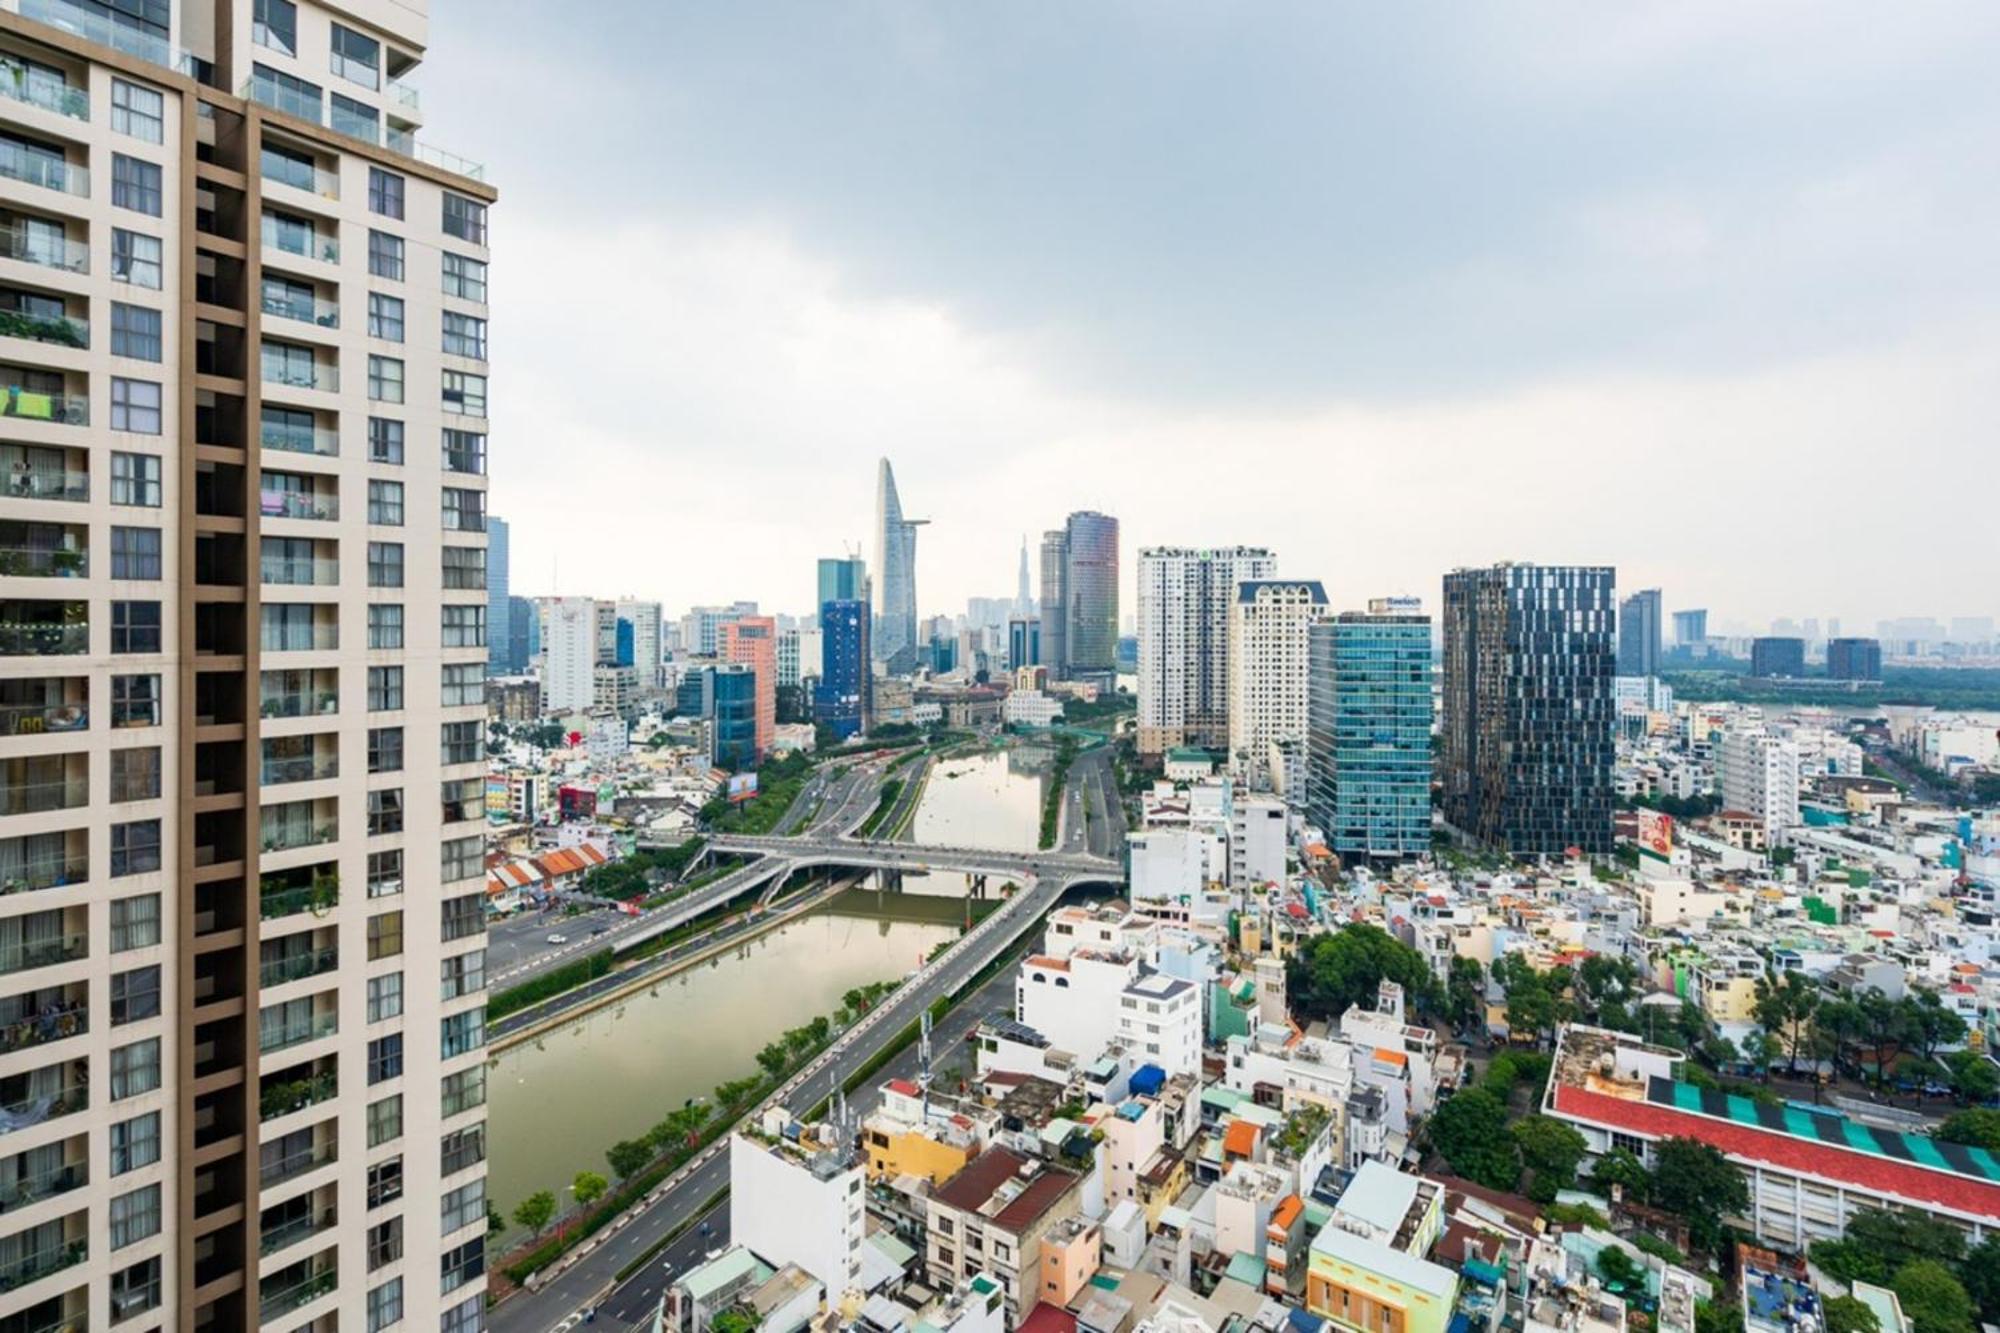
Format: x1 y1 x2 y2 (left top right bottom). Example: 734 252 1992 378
484 747 1048 1225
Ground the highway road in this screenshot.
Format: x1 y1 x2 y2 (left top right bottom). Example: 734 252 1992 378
490 872 1069 1333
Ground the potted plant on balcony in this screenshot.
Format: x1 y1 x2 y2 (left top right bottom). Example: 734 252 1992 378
49 549 81 577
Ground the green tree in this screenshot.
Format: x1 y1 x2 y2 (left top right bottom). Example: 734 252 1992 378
1892 1259 1977 1333
1814 1209 1968 1286
605 1138 652 1180
1903 992 1968 1069
1695 1299 1746 1333
1427 1087 1519 1191
755 1042 790 1077
1958 1238 2000 1326
1588 1147 1651 1203
1823 1296 1882 1333
512 1190 557 1238
1859 989 1910 1089
1512 1116 1589 1203
1596 1245 1644 1290
1946 1051 2000 1104
1754 969 1821 1077
1286 923 1441 1023
486 1204 506 1236
1447 957 1486 1033
1814 996 1866 1080
1650 1137 1746 1255
572 1170 608 1207
1574 956 1637 1025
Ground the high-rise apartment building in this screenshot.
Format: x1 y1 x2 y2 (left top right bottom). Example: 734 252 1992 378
776 625 819 690
872 458 923 673
0 2 493 1327
613 598 660 689
719 615 775 759
1135 546 1276 756
1749 637 1806 679
1441 564 1616 855
1057 510 1118 693
814 598 869 740
1306 599 1434 861
679 604 746 659
486 513 509 674
539 596 597 714
1717 729 1801 843
1617 588 1661 678
815 555 865 609
1827 637 1882 682
1672 608 1707 646
1037 527 1067 681
506 592 533 673
1225 579 1325 788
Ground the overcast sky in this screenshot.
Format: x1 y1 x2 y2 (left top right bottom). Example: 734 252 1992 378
419 2 2000 634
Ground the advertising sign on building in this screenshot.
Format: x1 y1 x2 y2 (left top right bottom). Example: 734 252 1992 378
1638 808 1675 860
727 772 759 803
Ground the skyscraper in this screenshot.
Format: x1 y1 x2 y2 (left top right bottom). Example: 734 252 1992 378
873 458 925 673
721 616 777 759
1441 564 1616 855
1307 599 1435 861
1135 546 1277 755
488 514 512 675
815 599 872 739
817 555 867 609
1038 527 1069 681
0 4 494 1325
1673 608 1708 646
615 598 663 689
1008 616 1041 670
542 597 600 714
1750 637 1806 678
1617 588 1662 678
1015 536 1034 616
1827 637 1883 681
1060 511 1120 693
711 664 759 770
1226 580 1327 788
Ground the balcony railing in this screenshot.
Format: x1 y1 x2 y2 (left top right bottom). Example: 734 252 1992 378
0 1076 86 1131
261 293 339 330
260 492 338 521
0 227 87 276
0 1002 85 1054
0 311 86 350
259 944 336 988
0 1238 85 1293
258 875 338 920
20 0 195 75
1 471 86 502
258 1138 336 1188
258 1205 335 1256
259 421 339 457
0 152 87 198
0 623 86 656
261 821 336 854
258 557 339 587
0 59 89 121
0 931 87 975
259 690 338 719
259 754 337 785
259 1068 336 1121
0 857 85 896
261 363 338 394
0 388 86 426
258 1008 336 1054
0 778 86 817
0 701 85 736
0 1160 84 1215
0 547 84 578
261 227 339 265
388 78 419 111
258 1263 336 1321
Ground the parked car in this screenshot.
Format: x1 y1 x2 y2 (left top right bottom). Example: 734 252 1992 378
546 933 568 945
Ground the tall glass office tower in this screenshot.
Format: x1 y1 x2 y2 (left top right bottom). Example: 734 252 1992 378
1061 511 1119 693
816 555 867 608
1307 601 1434 861
814 599 871 739
873 459 924 673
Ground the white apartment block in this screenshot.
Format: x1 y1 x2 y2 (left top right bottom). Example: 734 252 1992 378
614 597 661 689
728 1125 866 1302
776 625 819 689
0 0 494 1328
1230 791 1287 888
1116 973 1200 1078
1716 729 1801 843
537 594 595 714
1016 948 1136 1063
1225 580 1324 789
1135 546 1274 756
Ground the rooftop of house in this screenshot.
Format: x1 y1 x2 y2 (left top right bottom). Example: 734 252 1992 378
932 1147 1081 1234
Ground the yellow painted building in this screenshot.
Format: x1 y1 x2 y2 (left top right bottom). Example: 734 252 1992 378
1306 1227 1459 1333
863 1122 975 1186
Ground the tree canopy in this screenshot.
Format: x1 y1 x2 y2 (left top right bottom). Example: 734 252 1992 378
1287 923 1440 1023
1427 1087 1518 1191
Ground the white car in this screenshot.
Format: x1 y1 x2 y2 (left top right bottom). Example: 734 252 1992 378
545 933 568 945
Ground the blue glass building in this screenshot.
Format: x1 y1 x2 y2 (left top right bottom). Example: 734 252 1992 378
711 664 759 770
1308 603 1435 861
814 599 872 740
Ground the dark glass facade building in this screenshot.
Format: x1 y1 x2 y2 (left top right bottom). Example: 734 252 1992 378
1441 564 1616 855
815 598 872 740
1008 616 1040 669
711 664 759 770
1750 636 1806 678
1307 605 1435 861
1617 588 1661 677
817 555 868 607
1827 637 1882 681
1038 511 1119 691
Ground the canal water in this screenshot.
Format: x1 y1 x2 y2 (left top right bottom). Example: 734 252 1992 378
485 748 1048 1226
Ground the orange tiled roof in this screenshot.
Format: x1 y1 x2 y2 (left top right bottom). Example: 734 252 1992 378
1223 1120 1259 1157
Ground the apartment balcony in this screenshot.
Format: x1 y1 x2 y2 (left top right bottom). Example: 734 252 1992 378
258 1130 338 1191
258 412 338 459
259 606 338 654
0 986 86 1055
0 1229 85 1295
0 602 83 657
260 817 337 857
0 753 85 815
259 489 338 522
259 555 339 588
19 0 192 73
260 216 338 266
0 57 89 122
0 677 86 736
258 1005 336 1056
257 1254 336 1323
0 308 86 352
258 1199 335 1258
0 145 87 199
0 444 86 503
0 1061 87 1132
0 220 88 276
259 748 338 786
0 523 85 579
0 922 85 978
0 378 84 427
260 290 339 332
259 359 338 396
0 1155 85 1218
259 1064 336 1122
243 70 484 182
258 940 336 989
258 868 339 922
258 676 339 720
388 78 420 112
0 835 85 897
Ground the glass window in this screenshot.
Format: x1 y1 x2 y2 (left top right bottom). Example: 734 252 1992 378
111 452 162 506
441 547 486 591
441 1063 487 1115
368 229 403 280
110 601 162 654
368 292 405 342
440 1124 484 1176
368 416 404 464
441 487 485 532
109 746 162 801
442 312 486 359
110 1183 162 1248
442 193 487 245
112 1254 163 1322
111 674 161 728
368 972 404 1023
367 666 403 712
367 1093 402 1147
260 142 315 192
111 80 165 144
110 378 163 433
440 1008 483 1058
110 1111 161 1174
110 894 161 951
441 1236 485 1294
367 726 403 774
331 24 382 89
111 154 163 216
441 605 484 648
248 63 320 121
440 887 483 937
441 371 486 417
367 1030 403 1081
367 786 403 835
441 663 483 707
368 604 404 650
331 93 379 141
111 965 161 1024
442 1294 483 1333
368 912 403 963
367 1277 404 1333
253 0 298 56
440 723 480 766
442 252 488 302
110 1037 161 1099
367 1156 404 1209
369 848 404 898
368 355 404 403
368 167 404 219
367 479 404 525
441 429 486 475
368 1215 404 1272
441 1179 485 1234
111 526 162 580
368 541 404 588
110 818 161 874
111 303 163 361
439 949 485 1000
111 230 163 288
